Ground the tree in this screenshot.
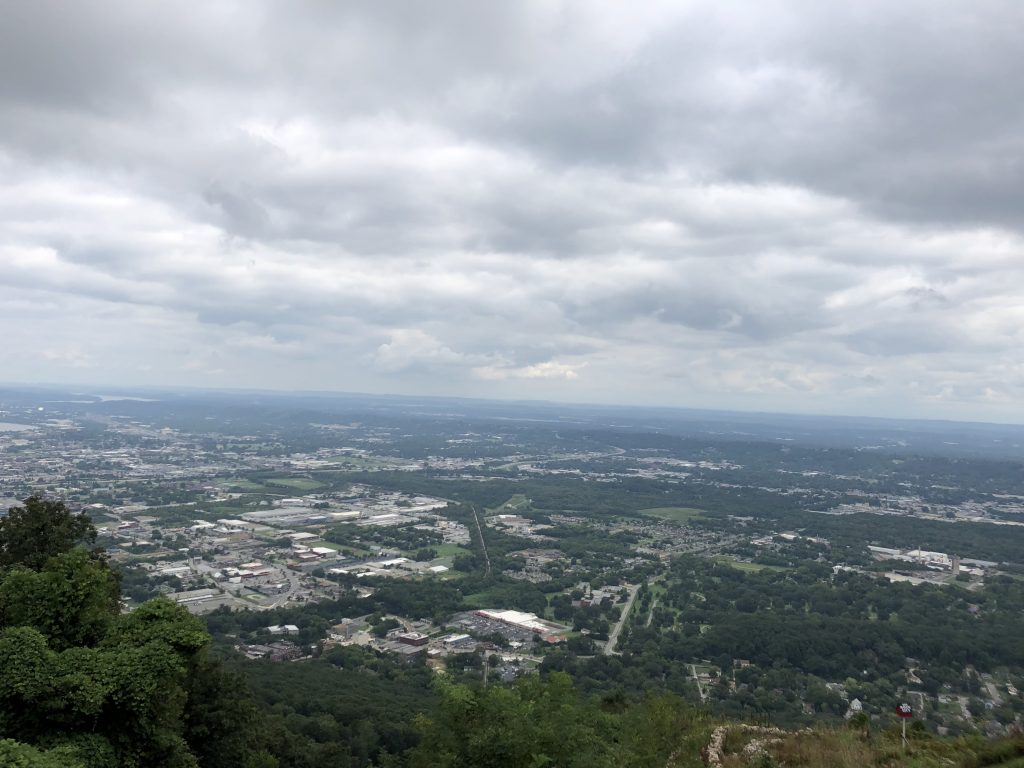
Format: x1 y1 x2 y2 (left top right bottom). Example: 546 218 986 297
616 693 704 768
0 615 201 768
408 673 619 768
181 653 277 768
0 739 84 768
0 497 97 571
0 500 274 768
0 549 120 651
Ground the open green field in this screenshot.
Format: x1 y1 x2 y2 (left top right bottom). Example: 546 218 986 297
639 507 705 522
198 499 262 517
222 479 269 492
486 494 531 515
461 591 491 608
422 543 473 569
492 462 522 472
432 543 473 558
712 556 789 573
262 477 325 492
398 543 472 561
324 455 396 470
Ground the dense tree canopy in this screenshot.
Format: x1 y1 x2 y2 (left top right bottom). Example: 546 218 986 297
0 497 98 571
408 673 706 768
0 497 273 768
0 738 83 768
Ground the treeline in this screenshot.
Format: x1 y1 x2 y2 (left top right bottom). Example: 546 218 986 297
783 510 1024 564
656 559 1024 675
236 647 434 767
341 471 809 520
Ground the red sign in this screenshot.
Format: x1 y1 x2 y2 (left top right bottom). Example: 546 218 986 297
895 703 913 718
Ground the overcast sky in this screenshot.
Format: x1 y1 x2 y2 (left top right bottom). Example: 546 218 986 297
2 1 1023 422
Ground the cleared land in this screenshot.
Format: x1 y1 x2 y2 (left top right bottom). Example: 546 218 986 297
262 477 324 491
324 455 398 470
640 506 705 522
711 556 789 573
486 494 531 515
431 543 473 559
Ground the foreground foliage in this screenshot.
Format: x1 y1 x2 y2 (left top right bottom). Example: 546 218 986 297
409 672 710 768
0 499 272 768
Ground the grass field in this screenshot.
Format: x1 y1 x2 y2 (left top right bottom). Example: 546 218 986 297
262 477 324 492
461 591 491 608
205 506 256 520
325 455 396 470
432 543 473 558
640 507 705 522
424 543 473 570
222 479 269 492
462 585 525 609
711 556 789 573
649 580 668 599
486 494 531 515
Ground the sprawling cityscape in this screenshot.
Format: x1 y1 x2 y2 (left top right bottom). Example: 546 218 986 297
2 385 1022 759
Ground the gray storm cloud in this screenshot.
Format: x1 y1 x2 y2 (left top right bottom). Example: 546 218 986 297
1 0 1023 421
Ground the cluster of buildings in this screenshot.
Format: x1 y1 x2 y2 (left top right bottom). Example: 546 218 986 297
88 483 460 613
487 514 553 540
321 609 561 677
327 557 449 579
451 609 569 645
867 545 995 577
827 495 1024 529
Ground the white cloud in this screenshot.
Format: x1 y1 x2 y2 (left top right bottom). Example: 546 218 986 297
473 361 584 381
1 1 1023 421
373 330 468 373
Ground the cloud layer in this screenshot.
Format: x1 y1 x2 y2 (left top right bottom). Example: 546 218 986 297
2 1 1023 421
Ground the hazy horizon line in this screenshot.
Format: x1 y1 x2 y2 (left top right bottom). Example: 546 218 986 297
3 378 1024 431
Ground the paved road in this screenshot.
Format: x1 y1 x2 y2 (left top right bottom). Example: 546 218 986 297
690 664 708 703
268 567 303 609
604 583 640 655
646 596 658 627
